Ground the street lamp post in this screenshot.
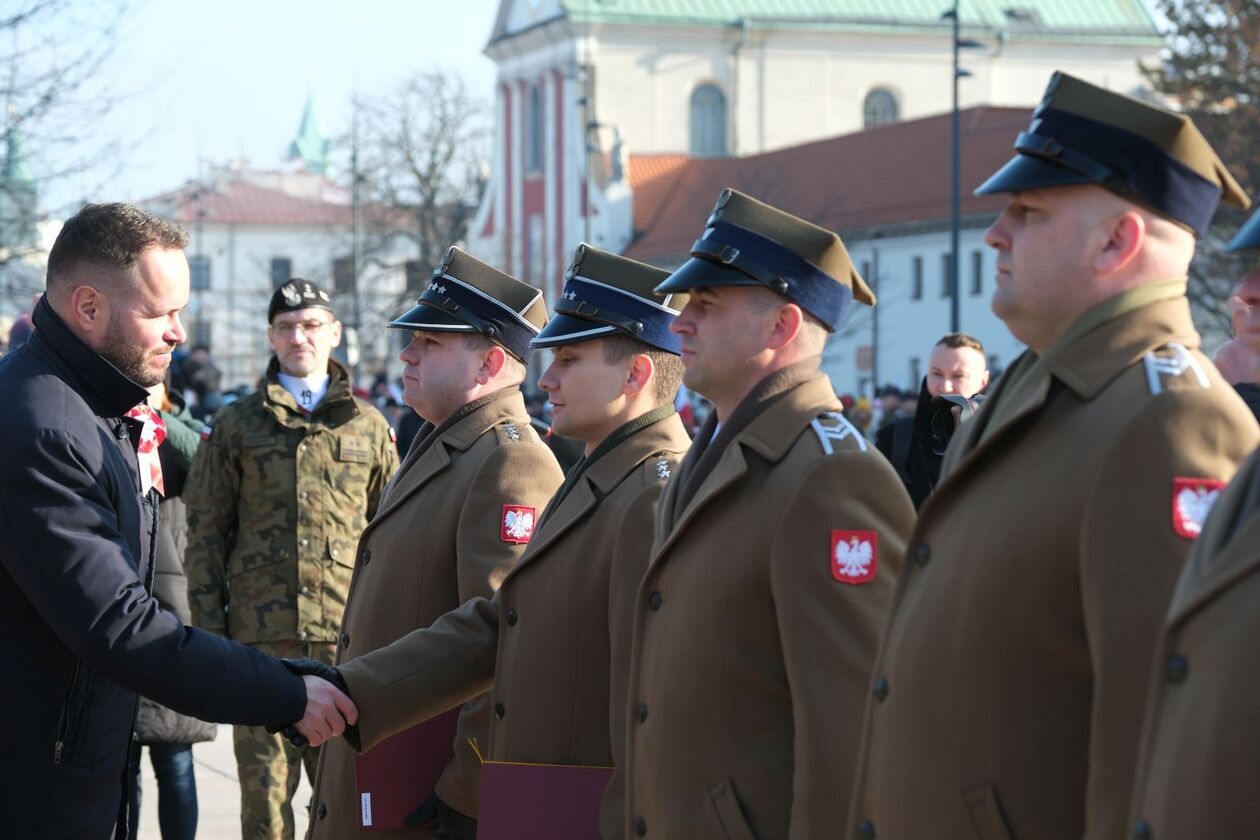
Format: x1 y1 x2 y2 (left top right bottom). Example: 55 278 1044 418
870 233 882 390
944 1 981 333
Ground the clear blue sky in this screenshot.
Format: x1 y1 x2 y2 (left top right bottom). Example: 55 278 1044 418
52 0 500 211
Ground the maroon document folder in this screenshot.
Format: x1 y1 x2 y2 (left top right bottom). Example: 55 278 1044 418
477 761 613 840
353 708 462 831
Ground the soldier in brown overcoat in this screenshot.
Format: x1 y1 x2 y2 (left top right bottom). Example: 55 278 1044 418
1127 210 1260 839
329 245 692 838
622 189 916 839
848 73 1260 840
303 248 564 839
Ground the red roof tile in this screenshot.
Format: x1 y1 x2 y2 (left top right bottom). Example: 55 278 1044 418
625 106 1029 262
142 180 353 227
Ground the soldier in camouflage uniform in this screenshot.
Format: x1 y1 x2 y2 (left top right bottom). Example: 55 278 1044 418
184 279 398 840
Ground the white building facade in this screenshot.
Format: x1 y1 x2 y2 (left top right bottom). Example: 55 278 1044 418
467 0 1162 317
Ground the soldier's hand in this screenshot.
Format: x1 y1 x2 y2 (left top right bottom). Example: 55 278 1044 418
405 793 477 838
294 675 358 748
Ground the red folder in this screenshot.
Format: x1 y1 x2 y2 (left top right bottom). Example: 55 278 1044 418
353 708 462 831
478 761 613 840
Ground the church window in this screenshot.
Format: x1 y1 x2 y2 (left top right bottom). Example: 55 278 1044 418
525 83 545 173
690 84 727 157
864 88 899 128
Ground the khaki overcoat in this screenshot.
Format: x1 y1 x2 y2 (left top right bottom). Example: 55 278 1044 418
306 389 562 839
849 297 1259 840
623 374 915 840
334 411 691 840
1128 447 1260 837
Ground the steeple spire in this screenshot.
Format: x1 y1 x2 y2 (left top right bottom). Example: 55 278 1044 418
287 91 329 175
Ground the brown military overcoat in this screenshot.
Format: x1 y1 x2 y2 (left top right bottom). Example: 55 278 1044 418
333 411 691 839
1128 447 1260 838
306 389 563 839
623 373 915 839
849 296 1259 840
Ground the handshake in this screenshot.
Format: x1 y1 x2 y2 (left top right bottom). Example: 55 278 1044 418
273 658 358 748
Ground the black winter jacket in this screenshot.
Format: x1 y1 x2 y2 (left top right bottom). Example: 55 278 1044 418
0 299 306 839
134 398 218 746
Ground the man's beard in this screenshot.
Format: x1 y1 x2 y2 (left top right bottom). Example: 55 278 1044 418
99 331 171 387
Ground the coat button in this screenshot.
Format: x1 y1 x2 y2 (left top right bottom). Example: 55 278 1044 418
915 544 931 567
360 549 371 565
300 538 309 547
299 585 310 595
873 678 889 702
648 591 663 610
637 703 648 723
298 630 308 640
856 820 875 839
340 633 350 648
506 609 518 626
115 425 129 440
1166 655 1189 683
1132 820 1152 839
316 803 327 820
634 817 647 836
494 702 505 719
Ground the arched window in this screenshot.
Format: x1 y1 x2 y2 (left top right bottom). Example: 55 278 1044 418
863 88 899 128
690 84 727 157
524 83 545 172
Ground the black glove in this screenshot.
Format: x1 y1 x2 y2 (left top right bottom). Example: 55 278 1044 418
267 658 353 749
405 793 477 839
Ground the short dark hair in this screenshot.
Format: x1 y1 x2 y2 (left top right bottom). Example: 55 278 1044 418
935 332 985 356
47 203 189 292
601 333 685 405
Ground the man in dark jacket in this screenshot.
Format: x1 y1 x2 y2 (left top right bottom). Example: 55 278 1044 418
127 381 217 840
875 332 989 508
0 202 356 840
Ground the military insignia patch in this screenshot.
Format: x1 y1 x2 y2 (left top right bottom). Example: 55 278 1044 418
502 505 536 543
831 530 878 585
1171 478 1226 539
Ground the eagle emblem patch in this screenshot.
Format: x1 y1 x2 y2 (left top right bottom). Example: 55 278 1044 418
1172 478 1226 539
501 505 536 544
831 530 878 585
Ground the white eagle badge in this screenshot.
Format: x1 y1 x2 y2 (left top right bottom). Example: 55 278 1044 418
1171 478 1226 539
501 505 536 544
830 530 878 585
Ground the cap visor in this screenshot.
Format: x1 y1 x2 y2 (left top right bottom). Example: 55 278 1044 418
974 153 1094 196
1228 210 1260 253
530 312 619 348
387 301 476 331
654 256 761 295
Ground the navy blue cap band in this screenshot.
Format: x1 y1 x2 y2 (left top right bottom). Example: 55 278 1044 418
660 220 852 331
532 276 682 353
388 275 541 361
1015 108 1223 236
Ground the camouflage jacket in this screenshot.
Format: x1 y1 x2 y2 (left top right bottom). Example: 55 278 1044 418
184 358 399 644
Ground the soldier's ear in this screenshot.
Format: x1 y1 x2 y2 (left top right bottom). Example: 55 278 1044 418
766 301 805 352
624 353 654 399
477 343 508 385
1095 209 1145 277
329 320 343 348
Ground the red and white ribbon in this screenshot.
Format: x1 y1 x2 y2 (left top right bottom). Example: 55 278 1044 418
124 404 167 497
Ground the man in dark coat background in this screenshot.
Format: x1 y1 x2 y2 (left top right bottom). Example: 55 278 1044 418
876 332 990 508
0 203 356 839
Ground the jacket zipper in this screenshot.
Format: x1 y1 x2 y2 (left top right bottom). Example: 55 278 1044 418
54 659 84 764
